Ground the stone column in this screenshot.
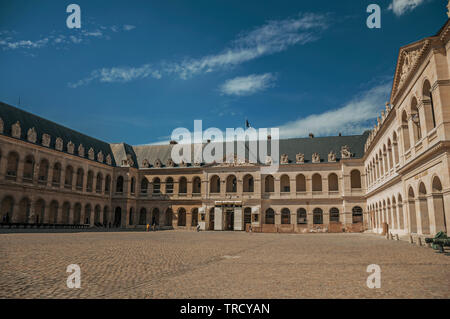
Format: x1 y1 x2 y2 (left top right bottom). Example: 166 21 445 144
274 208 281 225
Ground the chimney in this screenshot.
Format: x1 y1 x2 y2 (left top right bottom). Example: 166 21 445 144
309 133 314 138
169 140 178 145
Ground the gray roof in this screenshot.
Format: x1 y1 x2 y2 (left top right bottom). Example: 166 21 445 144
0 102 369 168
0 102 116 165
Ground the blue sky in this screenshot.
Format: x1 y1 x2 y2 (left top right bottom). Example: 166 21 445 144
0 0 447 145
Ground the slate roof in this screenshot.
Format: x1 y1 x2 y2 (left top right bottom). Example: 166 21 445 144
0 102 369 168
0 102 116 165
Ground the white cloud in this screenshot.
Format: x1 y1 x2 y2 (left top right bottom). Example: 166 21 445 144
219 73 276 96
68 64 162 88
277 83 391 138
70 12 327 87
168 13 327 79
388 0 426 16
123 25 136 31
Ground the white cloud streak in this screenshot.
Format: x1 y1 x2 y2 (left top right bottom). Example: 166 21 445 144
70 12 328 87
277 83 391 138
388 0 426 16
219 73 276 96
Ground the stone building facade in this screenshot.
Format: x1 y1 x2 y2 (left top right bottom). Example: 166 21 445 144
0 18 449 236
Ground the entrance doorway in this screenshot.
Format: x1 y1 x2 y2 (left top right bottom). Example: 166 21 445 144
225 210 234 231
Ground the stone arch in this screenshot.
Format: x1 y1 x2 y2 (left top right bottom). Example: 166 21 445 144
17 197 31 223
296 174 306 192
192 176 201 194
328 173 339 191
226 175 237 193
422 78 436 130
418 182 430 234
392 131 399 164
312 173 322 192
313 208 323 224
152 207 160 225
62 202 71 224
76 168 84 190
352 206 363 224
350 170 362 189
86 170 94 192
243 174 254 193
165 177 174 194
265 175 274 193
114 206 122 228
281 208 290 224
64 165 74 188
165 208 173 226
330 207 340 223
23 155 35 181
94 205 101 224
116 176 124 193
103 206 109 226
408 186 417 233
84 204 92 225
265 208 275 224
105 175 111 193
49 200 59 224
297 208 307 224
96 173 103 193
152 177 160 194
397 194 404 230
210 175 220 193
38 158 49 183
52 162 62 186
1 195 14 222
401 110 411 151
410 96 422 142
177 208 186 226
34 198 46 224
139 207 147 225
191 208 198 226
431 176 447 234
280 175 290 193
130 177 136 194
179 176 187 194
128 207 134 225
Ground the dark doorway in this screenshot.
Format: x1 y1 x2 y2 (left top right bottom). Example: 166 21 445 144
209 208 215 230
244 207 251 230
114 207 122 228
225 210 234 231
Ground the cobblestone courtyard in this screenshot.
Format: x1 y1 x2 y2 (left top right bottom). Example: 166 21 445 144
0 231 449 299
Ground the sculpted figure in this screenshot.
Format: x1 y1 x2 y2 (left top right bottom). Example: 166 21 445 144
67 141 75 154
88 147 95 160
341 145 352 159
12 121 21 138
27 127 37 143
55 137 63 151
42 133 51 147
312 152 320 163
78 144 85 157
281 154 289 164
328 151 336 162
296 153 304 164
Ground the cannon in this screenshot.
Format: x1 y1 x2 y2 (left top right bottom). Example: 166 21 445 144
425 232 450 253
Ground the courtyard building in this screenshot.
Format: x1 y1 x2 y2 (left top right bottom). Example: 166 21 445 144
0 19 449 237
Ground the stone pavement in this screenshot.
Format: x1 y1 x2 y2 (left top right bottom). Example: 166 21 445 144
0 231 449 298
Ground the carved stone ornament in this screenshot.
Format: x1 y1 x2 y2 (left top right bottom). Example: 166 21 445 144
67 141 75 154
179 160 187 167
11 121 21 138
312 152 320 163
88 147 95 160
0 117 4 134
166 158 175 167
55 137 63 151
328 151 336 162
78 144 85 157
142 159 150 168
296 153 304 164
154 158 162 168
265 156 272 165
399 49 420 87
42 133 51 147
281 154 289 164
341 145 351 159
27 127 37 143
106 154 112 166
97 151 104 163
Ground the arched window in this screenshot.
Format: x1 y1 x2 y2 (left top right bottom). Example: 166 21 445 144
422 79 436 130
281 208 290 224
76 168 84 190
94 205 101 224
73 203 82 225
165 177 174 194
402 110 411 151
411 97 421 142
312 174 322 192
86 170 94 192
191 208 198 226
103 206 109 226
297 208 307 224
226 175 237 193
130 177 136 194
140 178 148 194
166 208 173 226
296 174 306 192
0 196 14 223
313 208 323 224
49 201 59 224
177 208 186 226
52 163 62 186
352 206 363 224
6 152 19 179
193 177 201 194
210 175 220 193
18 197 31 223
23 155 35 182
350 170 361 189
64 165 74 188
243 174 254 193
105 175 111 193
431 176 446 233
38 159 49 184
129 207 134 225
280 175 290 193
116 176 124 193
265 175 274 193
114 207 122 227
96 173 103 193
265 208 275 224
328 173 338 191
34 199 45 224
84 204 92 224
330 207 340 223
179 177 187 194
139 208 147 225
152 178 160 194
392 132 399 165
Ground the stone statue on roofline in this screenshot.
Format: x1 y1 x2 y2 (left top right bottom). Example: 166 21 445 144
296 153 304 164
